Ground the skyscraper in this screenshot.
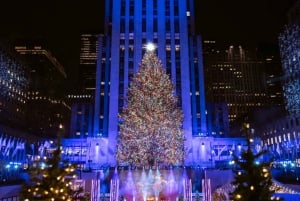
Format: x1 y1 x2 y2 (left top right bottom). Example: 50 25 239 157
14 43 70 138
91 0 207 165
203 41 284 126
79 33 99 92
0 46 29 130
68 0 250 167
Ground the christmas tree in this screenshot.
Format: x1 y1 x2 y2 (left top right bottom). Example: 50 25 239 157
116 45 185 167
19 132 89 201
230 123 283 201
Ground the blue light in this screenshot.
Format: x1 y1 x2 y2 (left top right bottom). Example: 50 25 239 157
40 162 46 169
229 160 235 165
279 24 300 114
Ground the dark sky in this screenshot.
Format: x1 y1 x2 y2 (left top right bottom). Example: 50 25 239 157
196 0 295 46
0 0 295 84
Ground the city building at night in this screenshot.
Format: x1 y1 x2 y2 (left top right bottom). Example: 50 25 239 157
14 43 70 138
79 33 100 92
2 1 299 200
203 41 284 124
261 0 300 163
206 102 230 137
65 0 247 168
0 46 29 133
1 1 300 199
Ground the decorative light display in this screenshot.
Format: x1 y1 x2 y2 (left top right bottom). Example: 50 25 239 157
0 48 29 103
213 179 300 201
19 138 89 201
279 24 300 115
116 48 184 167
229 124 283 201
144 42 156 52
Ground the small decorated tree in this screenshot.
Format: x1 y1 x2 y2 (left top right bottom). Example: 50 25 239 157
116 45 185 167
230 123 283 201
19 132 89 201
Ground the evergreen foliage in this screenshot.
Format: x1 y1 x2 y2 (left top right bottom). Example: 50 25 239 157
19 133 89 201
230 123 283 201
116 49 185 167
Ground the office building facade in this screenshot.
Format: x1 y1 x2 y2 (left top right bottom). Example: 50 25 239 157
203 41 284 126
14 43 70 138
67 0 209 166
0 47 29 130
79 33 99 92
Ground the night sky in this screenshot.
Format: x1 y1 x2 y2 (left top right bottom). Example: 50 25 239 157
0 0 295 84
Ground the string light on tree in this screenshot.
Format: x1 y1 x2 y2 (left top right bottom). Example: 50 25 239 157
19 135 90 201
230 123 283 201
116 46 184 167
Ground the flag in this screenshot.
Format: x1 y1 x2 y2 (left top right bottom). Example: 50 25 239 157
1 136 7 147
4 137 14 158
232 143 236 151
12 140 25 157
4 138 12 156
38 142 44 153
43 140 51 149
30 143 34 151
20 141 25 150
0 135 2 148
255 144 261 153
296 139 299 149
276 143 281 156
12 139 20 157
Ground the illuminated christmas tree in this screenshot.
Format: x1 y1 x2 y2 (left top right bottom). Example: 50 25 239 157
230 123 283 201
116 45 185 167
19 135 89 201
